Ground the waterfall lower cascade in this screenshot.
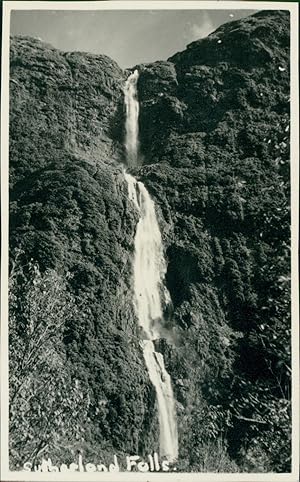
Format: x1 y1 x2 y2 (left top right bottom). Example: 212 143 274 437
124 71 178 462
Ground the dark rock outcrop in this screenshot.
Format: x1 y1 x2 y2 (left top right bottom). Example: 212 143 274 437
137 10 289 164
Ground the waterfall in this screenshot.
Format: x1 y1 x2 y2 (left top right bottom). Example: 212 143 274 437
124 71 178 462
124 69 139 166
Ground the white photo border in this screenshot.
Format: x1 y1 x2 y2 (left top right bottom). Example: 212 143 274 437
1 1 299 481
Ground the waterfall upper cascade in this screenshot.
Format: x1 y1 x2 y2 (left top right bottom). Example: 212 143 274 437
124 71 178 462
124 69 140 167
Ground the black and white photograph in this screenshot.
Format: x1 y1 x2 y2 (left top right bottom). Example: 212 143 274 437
0 1 299 480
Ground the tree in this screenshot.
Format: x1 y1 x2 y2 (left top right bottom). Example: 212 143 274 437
9 257 90 469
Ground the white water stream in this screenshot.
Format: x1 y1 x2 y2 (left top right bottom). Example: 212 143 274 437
124 69 140 167
124 71 178 461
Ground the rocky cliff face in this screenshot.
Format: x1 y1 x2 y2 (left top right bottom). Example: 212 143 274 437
136 10 290 471
10 35 126 174
137 10 289 164
9 10 291 472
9 36 159 466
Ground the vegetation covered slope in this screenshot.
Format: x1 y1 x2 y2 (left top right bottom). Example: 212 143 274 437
9 36 159 469
9 10 291 472
137 10 291 471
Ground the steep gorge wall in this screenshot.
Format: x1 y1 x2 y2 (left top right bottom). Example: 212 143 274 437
9 10 291 472
136 10 290 470
9 36 159 466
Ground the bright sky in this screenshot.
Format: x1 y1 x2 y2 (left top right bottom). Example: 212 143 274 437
10 9 256 69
